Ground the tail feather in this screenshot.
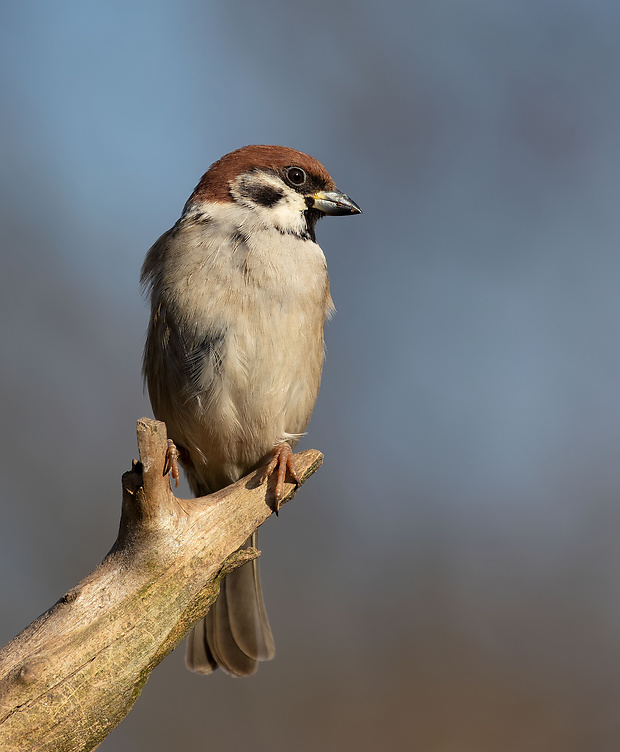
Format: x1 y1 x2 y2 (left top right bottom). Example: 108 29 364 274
224 533 276 661
185 532 275 677
185 611 217 675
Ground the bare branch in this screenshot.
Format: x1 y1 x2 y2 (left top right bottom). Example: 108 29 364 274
0 418 322 752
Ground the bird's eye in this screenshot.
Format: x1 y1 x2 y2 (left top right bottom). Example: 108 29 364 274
286 167 307 186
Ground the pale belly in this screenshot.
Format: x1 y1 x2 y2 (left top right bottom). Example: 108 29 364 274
173 300 325 492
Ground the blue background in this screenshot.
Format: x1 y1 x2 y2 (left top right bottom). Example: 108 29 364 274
3 2 620 749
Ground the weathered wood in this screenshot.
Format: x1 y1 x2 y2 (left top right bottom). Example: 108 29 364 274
0 418 322 752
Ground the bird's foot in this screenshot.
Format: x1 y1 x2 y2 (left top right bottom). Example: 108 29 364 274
262 442 301 513
164 439 180 488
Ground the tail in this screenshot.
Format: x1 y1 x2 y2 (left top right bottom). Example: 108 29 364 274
184 468 275 676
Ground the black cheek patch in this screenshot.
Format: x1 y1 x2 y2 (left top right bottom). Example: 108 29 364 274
242 182 285 208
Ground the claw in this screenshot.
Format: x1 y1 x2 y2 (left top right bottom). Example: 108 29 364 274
262 442 301 513
164 439 180 488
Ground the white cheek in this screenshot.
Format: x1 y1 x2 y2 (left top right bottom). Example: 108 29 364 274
254 192 308 235
229 172 309 236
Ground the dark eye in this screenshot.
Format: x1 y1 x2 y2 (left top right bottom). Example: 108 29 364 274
286 167 307 186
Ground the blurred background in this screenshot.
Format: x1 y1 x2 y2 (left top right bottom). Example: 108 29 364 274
2 1 620 749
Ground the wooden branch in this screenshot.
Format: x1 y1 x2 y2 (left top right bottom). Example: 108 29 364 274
0 418 322 752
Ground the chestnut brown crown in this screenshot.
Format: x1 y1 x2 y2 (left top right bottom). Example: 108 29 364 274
187 145 337 205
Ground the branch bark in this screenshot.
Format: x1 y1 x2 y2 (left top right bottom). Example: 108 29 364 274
0 418 322 752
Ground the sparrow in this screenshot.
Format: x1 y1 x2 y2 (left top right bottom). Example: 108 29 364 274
141 145 361 676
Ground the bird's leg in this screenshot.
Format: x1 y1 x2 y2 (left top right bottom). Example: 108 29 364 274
262 442 301 513
164 439 180 488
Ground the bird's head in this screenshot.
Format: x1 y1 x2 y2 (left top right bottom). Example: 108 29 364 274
184 145 361 241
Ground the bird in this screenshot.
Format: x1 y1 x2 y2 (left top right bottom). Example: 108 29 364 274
141 145 361 676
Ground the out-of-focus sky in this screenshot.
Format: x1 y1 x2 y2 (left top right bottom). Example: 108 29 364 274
3 1 620 749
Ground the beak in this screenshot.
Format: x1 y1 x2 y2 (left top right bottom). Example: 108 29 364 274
312 190 362 216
